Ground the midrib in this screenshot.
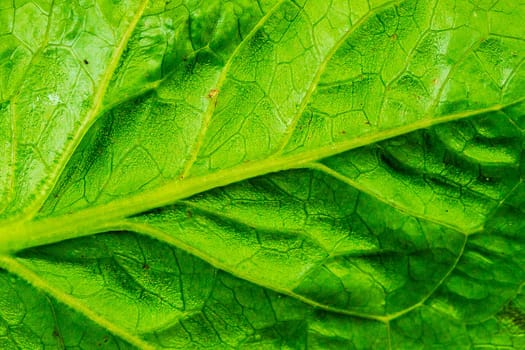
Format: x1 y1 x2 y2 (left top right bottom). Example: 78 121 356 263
0 99 519 254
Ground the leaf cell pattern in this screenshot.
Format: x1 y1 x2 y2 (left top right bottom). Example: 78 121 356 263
0 0 524 349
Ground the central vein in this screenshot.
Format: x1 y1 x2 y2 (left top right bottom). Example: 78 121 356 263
0 100 516 254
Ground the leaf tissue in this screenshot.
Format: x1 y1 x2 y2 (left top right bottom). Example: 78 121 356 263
1 0 525 348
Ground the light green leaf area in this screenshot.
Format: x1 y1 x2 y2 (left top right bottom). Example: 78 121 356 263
0 0 148 218
0 0 525 348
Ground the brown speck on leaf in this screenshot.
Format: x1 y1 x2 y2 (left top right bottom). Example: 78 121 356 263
83 59 89 65
341 130 346 134
142 263 150 270
364 121 371 125
52 328 60 337
186 210 193 218
390 33 398 40
208 88 219 99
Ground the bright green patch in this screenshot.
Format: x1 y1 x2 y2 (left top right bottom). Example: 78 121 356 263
1 0 524 348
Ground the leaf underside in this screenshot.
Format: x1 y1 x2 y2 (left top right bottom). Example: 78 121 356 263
1 0 525 349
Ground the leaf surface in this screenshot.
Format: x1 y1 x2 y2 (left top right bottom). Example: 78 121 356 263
0 0 525 348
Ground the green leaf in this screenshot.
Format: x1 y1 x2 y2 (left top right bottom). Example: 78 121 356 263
1 0 525 348
0 0 149 218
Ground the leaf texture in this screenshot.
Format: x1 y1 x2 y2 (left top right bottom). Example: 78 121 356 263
0 0 525 348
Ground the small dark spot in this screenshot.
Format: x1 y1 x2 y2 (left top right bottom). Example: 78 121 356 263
479 176 493 183
364 121 371 125
182 56 188 61
341 130 346 134
52 328 60 337
208 88 219 99
83 59 89 65
142 263 150 270
317 309 327 319
390 33 398 41
179 175 185 180
497 302 525 333
186 210 193 218
103 336 109 343
53 194 59 199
